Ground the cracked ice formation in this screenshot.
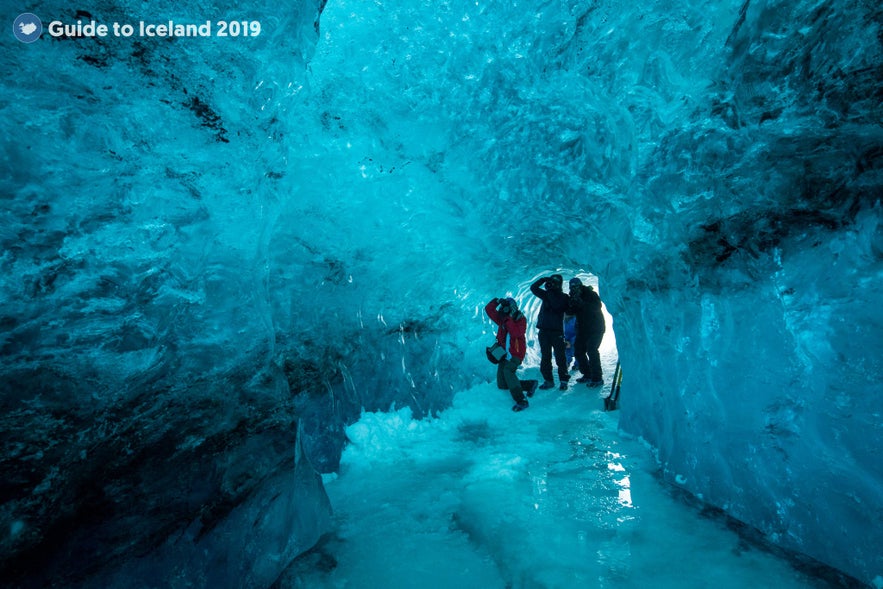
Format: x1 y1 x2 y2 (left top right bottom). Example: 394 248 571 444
0 0 880 585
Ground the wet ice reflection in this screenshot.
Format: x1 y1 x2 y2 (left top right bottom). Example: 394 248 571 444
281 379 823 588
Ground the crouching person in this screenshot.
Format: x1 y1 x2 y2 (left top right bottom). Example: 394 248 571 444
485 297 538 412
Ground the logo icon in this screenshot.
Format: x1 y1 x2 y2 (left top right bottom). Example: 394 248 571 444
14 13 42 43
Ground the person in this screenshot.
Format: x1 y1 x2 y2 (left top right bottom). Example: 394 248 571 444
529 274 571 390
485 297 538 411
567 277 606 386
564 314 577 371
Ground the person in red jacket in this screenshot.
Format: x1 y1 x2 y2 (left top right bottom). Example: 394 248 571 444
485 297 538 411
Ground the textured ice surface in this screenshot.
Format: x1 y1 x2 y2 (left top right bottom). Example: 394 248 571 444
283 375 835 589
1 0 881 585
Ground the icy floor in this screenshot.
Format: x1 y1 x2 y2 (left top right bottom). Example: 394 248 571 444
280 367 832 589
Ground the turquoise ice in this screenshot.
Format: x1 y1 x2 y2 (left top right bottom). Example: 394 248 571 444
1 0 880 586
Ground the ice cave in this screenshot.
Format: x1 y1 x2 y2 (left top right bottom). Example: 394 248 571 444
1 0 881 587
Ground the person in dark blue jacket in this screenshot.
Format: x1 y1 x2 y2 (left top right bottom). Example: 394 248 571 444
564 314 577 371
530 274 571 390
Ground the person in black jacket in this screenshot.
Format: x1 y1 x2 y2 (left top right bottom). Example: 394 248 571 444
530 274 571 390
567 277 606 386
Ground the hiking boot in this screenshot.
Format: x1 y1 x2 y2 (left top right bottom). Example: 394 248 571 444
587 380 604 388
512 400 529 412
576 375 591 383
538 381 555 390
559 381 568 390
524 380 539 398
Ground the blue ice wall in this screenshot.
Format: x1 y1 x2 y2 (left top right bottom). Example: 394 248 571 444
1 0 881 586
607 1 883 583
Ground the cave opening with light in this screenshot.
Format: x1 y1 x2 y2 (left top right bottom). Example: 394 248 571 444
1 0 881 587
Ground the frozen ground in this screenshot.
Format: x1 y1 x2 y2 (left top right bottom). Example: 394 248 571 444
281 345 837 589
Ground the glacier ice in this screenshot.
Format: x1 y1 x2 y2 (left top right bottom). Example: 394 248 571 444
1 0 881 586
281 383 839 588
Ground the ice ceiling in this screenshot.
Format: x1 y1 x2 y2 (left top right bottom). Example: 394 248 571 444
1 0 881 586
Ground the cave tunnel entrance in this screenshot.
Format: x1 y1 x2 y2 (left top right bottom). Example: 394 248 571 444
508 269 619 397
